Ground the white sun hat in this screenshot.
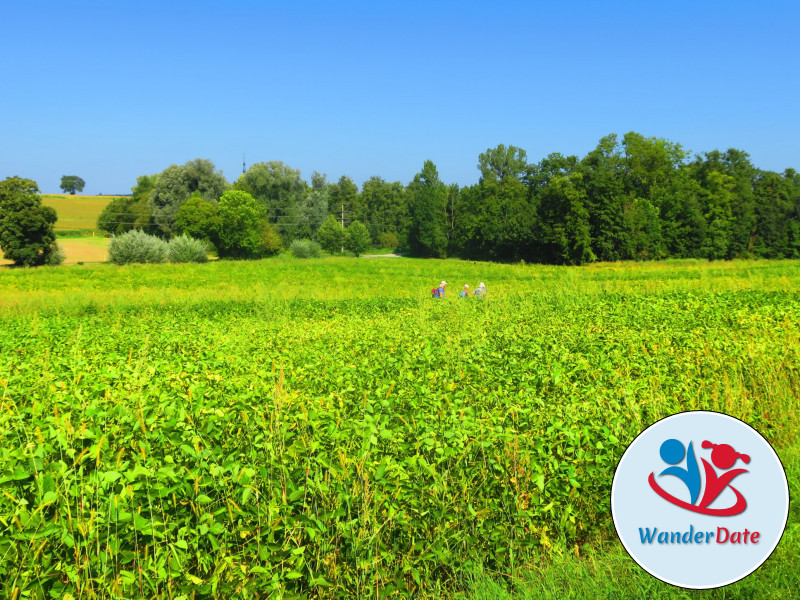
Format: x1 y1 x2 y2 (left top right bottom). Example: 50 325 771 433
440 281 447 287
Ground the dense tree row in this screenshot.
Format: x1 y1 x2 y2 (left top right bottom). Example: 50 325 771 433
97 133 800 263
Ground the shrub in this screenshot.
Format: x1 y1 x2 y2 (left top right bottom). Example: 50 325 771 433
289 238 322 258
260 221 283 256
378 231 399 250
45 243 66 266
168 234 208 263
107 230 168 265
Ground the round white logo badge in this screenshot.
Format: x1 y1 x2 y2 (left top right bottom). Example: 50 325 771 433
611 411 789 589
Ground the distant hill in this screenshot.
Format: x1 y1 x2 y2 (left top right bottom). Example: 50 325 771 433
40 194 123 234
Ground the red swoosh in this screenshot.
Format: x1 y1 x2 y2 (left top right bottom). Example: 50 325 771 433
648 472 747 516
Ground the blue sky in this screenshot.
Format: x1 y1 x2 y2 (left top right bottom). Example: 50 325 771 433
2 0 798 194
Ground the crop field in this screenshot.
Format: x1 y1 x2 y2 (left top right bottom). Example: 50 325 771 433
40 194 121 233
0 258 799 599
1 237 110 268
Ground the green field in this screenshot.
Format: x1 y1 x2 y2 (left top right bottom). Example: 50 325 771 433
40 194 120 233
0 258 798 599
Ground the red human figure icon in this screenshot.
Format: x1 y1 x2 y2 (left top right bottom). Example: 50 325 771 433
698 441 750 511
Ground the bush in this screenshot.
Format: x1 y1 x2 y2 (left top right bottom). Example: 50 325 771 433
45 243 66 266
108 230 168 265
168 234 208 263
289 238 322 258
260 221 283 256
378 232 399 250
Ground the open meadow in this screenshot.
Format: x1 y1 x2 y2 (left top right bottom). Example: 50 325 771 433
40 194 120 235
0 258 798 599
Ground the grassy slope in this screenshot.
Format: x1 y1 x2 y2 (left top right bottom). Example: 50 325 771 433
40 193 120 231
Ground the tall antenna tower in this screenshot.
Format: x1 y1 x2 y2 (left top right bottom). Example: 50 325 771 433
242 153 246 175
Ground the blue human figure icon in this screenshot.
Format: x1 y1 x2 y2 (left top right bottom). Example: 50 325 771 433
658 439 701 505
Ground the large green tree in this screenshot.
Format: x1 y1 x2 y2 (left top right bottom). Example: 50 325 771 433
316 214 346 254
344 220 372 257
689 149 756 257
60 175 85 195
215 190 268 259
97 174 158 235
700 171 735 260
295 172 330 241
478 144 528 182
0 177 60 266
578 135 629 261
465 145 535 261
237 161 307 243
173 193 221 242
407 160 448 258
359 176 408 245
149 159 229 236
752 170 800 258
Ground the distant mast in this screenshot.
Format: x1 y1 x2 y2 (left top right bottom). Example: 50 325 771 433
242 153 246 175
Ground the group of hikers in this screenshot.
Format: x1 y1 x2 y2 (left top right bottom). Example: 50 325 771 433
431 281 487 299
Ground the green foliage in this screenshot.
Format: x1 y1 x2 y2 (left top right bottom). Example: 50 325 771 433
96 194 150 235
260 220 283 256
0 259 798 598
289 238 322 258
149 159 229 236
378 231 399 250
167 234 208 263
478 144 528 182
238 161 307 242
360 176 409 245
45 242 66 266
59 174 85 194
344 220 371 256
408 160 448 257
107 229 169 264
173 193 220 241
215 190 267 259
317 214 346 253
0 176 60 266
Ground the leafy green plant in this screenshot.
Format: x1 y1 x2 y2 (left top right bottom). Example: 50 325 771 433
290 238 322 258
0 259 799 598
107 229 168 264
167 233 208 263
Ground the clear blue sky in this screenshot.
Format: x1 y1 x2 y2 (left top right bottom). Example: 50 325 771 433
2 0 798 194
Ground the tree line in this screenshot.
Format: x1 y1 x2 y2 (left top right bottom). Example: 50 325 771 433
96 131 800 263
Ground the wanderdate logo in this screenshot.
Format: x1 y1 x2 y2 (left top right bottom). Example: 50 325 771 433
611 411 789 589
649 438 750 516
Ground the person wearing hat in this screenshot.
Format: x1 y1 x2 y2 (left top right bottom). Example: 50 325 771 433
459 284 470 298
473 282 487 298
436 281 448 298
